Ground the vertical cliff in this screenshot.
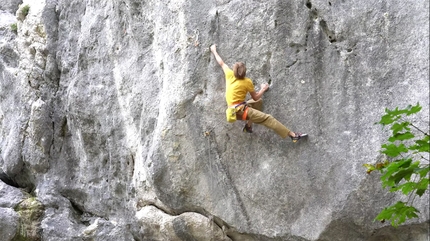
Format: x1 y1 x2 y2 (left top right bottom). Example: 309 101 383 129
1 0 429 240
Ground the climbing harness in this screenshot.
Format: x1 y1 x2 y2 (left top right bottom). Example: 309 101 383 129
241 105 249 121
225 101 247 122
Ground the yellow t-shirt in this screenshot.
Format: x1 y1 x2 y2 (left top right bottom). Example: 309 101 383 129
224 67 255 106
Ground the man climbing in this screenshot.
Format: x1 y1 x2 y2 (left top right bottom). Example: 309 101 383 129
210 44 306 142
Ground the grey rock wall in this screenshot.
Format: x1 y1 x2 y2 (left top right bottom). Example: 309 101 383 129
0 0 429 240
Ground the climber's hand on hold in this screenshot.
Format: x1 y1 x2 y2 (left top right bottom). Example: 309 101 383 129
251 83 269 101
260 83 269 92
210 44 217 52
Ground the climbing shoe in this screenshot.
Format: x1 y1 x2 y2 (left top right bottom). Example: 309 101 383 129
291 132 307 143
242 124 253 133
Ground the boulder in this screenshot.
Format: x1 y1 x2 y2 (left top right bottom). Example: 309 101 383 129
0 181 29 208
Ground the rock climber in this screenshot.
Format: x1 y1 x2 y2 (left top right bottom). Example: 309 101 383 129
210 44 306 142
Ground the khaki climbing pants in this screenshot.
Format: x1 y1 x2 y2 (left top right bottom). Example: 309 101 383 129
236 99 291 138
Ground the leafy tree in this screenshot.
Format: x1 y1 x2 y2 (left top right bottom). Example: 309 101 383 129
364 103 429 227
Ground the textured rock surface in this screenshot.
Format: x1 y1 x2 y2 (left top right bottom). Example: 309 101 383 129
0 0 22 13
0 207 20 240
0 0 429 240
0 182 31 240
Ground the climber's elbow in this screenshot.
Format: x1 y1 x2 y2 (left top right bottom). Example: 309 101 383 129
250 91 260 101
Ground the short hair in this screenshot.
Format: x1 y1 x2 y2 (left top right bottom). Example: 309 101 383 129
233 62 246 79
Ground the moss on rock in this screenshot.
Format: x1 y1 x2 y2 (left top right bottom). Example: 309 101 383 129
12 197 44 241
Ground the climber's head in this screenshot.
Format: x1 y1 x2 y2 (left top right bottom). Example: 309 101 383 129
233 62 246 79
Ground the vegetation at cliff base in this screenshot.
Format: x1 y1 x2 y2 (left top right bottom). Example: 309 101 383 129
364 103 429 227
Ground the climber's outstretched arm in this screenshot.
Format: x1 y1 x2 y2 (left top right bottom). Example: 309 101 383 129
210 44 229 71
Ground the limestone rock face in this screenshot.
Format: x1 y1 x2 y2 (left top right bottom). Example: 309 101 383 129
0 0 429 240
0 0 22 13
0 207 20 240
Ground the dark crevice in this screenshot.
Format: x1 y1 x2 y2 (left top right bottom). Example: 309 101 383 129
60 193 105 226
305 0 312 9
129 153 136 178
142 202 311 241
306 3 341 44
346 42 358 53
8 117 37 193
60 117 68 137
304 8 318 50
286 59 298 68
69 198 84 216
310 9 318 20
319 19 337 43
49 119 55 157
137 199 177 215
0 171 20 188
61 194 86 216
304 25 311 51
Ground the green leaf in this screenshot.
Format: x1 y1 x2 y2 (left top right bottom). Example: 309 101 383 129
410 135 430 152
386 107 406 116
389 169 414 185
381 159 412 187
389 182 408 193
415 167 429 178
381 143 408 157
396 182 416 195
388 132 415 142
376 205 395 221
379 114 396 125
416 189 425 196
406 103 422 116
375 202 419 227
416 178 429 197
383 158 412 174
390 122 411 136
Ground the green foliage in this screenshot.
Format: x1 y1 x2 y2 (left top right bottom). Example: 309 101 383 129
21 5 30 17
364 103 429 227
376 201 419 227
10 23 18 33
